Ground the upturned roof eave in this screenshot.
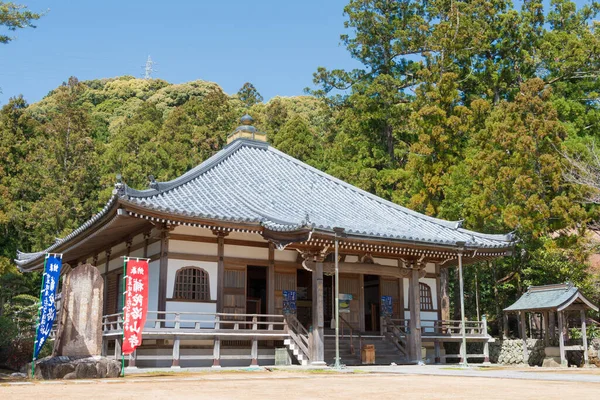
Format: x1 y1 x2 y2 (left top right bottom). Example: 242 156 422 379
119 201 514 253
15 196 122 272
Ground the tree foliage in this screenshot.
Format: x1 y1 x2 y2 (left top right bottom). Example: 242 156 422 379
0 1 44 44
1 0 600 335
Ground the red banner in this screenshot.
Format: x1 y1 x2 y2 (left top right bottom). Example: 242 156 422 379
122 259 149 355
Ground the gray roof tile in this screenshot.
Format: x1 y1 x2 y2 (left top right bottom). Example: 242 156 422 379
124 139 512 249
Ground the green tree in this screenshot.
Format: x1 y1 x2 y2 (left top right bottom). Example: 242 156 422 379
272 115 321 165
237 82 263 108
0 1 44 44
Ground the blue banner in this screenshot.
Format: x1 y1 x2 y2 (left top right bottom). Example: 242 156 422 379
33 255 62 360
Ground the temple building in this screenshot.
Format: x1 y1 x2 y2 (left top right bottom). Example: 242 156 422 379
16 115 514 367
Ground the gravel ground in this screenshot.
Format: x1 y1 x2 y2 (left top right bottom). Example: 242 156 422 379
1 369 599 400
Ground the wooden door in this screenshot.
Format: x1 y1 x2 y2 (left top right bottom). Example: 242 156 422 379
380 278 402 319
223 265 246 317
340 274 360 330
274 266 297 315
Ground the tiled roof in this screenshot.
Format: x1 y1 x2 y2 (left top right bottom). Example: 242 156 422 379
16 138 514 270
504 283 598 312
123 139 512 249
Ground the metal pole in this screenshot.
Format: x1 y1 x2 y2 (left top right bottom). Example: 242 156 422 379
458 248 467 367
334 234 341 369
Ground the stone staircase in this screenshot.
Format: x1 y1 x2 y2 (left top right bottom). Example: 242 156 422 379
324 329 409 366
283 337 309 366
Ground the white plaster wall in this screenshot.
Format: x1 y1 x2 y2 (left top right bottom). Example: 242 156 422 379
226 231 266 242
274 249 297 262
425 262 436 273
166 259 218 300
374 257 398 266
402 277 439 325
164 301 216 328
345 255 359 263
224 244 268 259
170 240 217 256
146 260 160 326
172 225 213 236
147 241 161 257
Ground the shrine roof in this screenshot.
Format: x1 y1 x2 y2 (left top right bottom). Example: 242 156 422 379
504 283 598 312
16 138 514 270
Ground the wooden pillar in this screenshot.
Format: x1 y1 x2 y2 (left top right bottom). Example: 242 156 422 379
250 316 258 365
549 312 556 342
103 250 111 315
267 243 275 315
482 315 490 364
503 313 509 339
215 232 227 313
311 260 325 365
558 311 566 367
157 225 169 314
581 309 589 366
408 266 422 363
128 350 137 368
434 340 441 364
435 264 442 323
114 337 122 360
212 315 221 368
398 274 405 321
520 311 529 364
359 274 365 332
543 311 550 347
171 336 180 368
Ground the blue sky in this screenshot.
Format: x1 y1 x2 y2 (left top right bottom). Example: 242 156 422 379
0 0 594 105
0 0 360 105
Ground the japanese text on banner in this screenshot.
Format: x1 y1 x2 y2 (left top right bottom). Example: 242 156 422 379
122 259 149 354
34 255 62 359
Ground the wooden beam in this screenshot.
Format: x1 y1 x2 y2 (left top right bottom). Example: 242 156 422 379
543 311 549 347
216 232 227 313
267 243 275 315
581 309 589 366
311 261 325 365
558 311 566 367
158 225 170 314
359 273 365 332
409 266 422 362
520 311 529 364
435 263 442 321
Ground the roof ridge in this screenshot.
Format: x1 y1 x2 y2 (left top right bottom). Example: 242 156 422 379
124 139 268 198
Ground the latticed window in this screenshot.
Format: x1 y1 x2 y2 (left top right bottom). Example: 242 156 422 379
420 283 433 311
173 267 210 301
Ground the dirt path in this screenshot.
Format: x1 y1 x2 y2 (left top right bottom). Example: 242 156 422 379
1 371 599 400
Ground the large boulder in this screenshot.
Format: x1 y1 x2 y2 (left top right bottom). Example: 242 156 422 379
32 356 120 380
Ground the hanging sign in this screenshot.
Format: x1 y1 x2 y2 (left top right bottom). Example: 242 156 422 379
33 254 62 360
339 293 352 313
381 295 393 317
122 258 149 355
282 290 297 315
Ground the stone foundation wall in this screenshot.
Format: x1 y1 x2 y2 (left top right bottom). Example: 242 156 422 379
489 339 545 366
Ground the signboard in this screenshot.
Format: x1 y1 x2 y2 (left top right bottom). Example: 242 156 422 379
339 293 352 313
122 258 149 355
282 290 297 315
381 295 393 317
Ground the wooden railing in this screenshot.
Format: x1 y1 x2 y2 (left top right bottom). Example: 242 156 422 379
284 314 311 362
385 318 488 337
339 314 362 355
101 311 289 367
102 311 287 335
381 316 408 357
